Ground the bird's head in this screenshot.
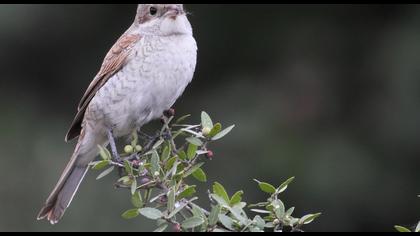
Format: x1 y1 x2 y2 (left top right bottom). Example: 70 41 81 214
134 4 192 36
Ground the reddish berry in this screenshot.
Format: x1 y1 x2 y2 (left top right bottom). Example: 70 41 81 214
206 150 214 160
173 223 182 232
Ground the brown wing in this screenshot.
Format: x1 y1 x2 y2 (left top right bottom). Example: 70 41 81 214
65 33 141 142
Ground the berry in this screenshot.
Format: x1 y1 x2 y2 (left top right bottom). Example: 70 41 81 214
135 145 143 152
206 150 214 160
172 223 182 232
124 145 134 154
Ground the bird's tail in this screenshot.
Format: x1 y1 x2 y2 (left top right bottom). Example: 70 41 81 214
37 128 103 225
37 164 88 224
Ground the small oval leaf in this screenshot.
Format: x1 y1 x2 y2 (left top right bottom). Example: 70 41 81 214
212 125 235 141
254 180 276 194
139 207 163 220
192 167 207 182
395 225 411 232
182 216 205 229
96 166 114 180
186 137 203 146
208 123 222 137
121 208 139 219
213 182 230 203
201 111 213 129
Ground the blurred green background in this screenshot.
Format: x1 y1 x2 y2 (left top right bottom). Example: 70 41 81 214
0 4 419 232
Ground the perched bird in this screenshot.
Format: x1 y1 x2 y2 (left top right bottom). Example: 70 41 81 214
37 4 197 224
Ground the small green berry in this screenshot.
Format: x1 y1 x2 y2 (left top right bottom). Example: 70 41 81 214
135 145 143 152
124 145 134 154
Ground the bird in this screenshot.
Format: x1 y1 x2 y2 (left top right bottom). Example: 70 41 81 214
37 4 197 224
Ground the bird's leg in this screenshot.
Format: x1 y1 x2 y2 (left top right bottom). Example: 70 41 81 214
161 108 175 139
107 129 122 163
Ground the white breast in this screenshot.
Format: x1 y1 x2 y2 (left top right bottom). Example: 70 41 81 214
91 34 197 137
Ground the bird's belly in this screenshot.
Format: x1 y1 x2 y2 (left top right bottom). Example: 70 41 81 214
90 35 197 138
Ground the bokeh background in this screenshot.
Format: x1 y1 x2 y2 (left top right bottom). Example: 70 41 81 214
0 4 419 232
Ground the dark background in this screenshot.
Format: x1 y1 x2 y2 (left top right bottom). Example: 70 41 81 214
0 4 419 232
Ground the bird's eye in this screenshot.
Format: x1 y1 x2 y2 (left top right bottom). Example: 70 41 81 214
149 7 158 16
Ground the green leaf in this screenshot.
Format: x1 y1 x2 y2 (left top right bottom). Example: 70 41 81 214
164 156 177 171
182 216 205 229
98 145 111 160
248 202 269 208
175 114 191 124
229 206 249 226
183 162 204 178
285 207 295 216
187 143 198 160
167 161 180 179
139 208 163 220
131 191 143 208
254 180 276 194
250 209 271 214
121 208 139 219
178 150 187 160
201 111 213 129
395 225 411 232
218 214 235 231
208 205 221 226
167 197 198 219
161 145 171 161
272 199 285 219
233 202 247 209
150 151 160 175
92 160 110 170
152 138 164 149
167 188 175 212
186 137 203 146
299 213 322 225
192 167 207 182
191 203 206 219
177 185 196 200
416 221 420 232
212 125 235 141
96 166 114 180
230 190 244 206
210 194 230 208
154 223 168 232
213 182 230 203
253 215 265 229
277 176 295 193
117 176 132 185
208 123 222 137
124 160 133 175
130 179 137 195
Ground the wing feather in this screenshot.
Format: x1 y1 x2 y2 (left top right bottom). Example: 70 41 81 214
65 33 141 142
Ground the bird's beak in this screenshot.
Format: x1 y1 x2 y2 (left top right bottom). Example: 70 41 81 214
164 5 184 19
